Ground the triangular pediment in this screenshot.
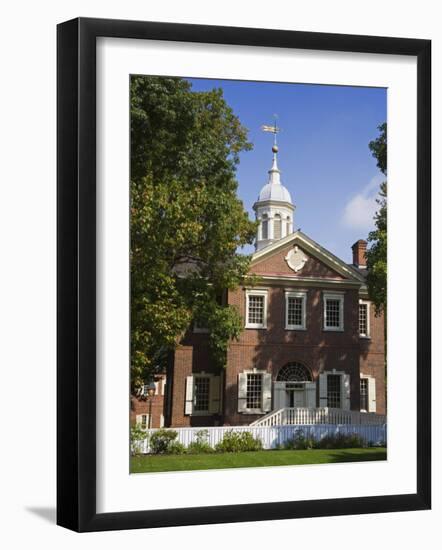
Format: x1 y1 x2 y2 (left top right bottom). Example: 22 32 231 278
250 231 365 283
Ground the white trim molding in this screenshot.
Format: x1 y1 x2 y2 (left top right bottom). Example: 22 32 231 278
251 230 366 283
319 369 351 410
323 291 345 332
360 373 377 413
358 299 371 338
254 275 363 289
238 369 272 414
245 289 268 329
136 414 150 429
285 290 307 330
184 373 221 416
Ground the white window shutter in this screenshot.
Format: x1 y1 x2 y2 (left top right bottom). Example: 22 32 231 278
368 377 377 412
184 375 194 415
305 381 317 408
342 374 351 410
319 373 328 406
273 381 286 410
238 373 247 413
262 373 272 412
209 376 221 414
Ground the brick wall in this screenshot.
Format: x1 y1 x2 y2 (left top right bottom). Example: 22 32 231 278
165 243 386 426
169 341 223 427
223 284 363 424
359 306 386 414
130 375 167 429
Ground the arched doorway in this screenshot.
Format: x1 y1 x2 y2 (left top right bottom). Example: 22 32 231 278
274 362 316 409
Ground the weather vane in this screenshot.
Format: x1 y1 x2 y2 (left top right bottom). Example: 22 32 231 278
261 114 280 149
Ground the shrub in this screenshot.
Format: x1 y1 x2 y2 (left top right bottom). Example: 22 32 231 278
368 439 387 448
187 429 214 454
130 424 148 456
283 428 315 450
281 430 368 451
149 429 179 454
315 432 366 449
215 430 263 453
168 441 187 455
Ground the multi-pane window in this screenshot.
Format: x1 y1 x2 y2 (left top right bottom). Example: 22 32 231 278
359 301 370 337
327 374 341 408
288 297 303 325
326 300 340 327
360 378 369 411
323 293 344 331
273 214 282 239
248 295 264 324
246 373 262 410
246 290 267 328
261 214 268 240
137 414 149 429
285 291 306 329
194 377 210 412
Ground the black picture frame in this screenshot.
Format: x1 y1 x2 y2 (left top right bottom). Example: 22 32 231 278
57 17 431 532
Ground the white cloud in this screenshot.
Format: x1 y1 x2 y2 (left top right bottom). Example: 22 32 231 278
342 175 384 230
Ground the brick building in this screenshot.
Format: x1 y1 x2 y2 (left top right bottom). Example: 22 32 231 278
130 374 167 429
133 139 385 429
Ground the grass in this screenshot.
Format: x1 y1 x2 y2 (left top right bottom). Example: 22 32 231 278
131 447 387 473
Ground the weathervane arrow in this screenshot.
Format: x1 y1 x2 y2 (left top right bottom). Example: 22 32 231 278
261 124 280 133
261 115 280 147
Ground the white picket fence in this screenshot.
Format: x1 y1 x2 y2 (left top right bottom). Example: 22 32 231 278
137 423 387 454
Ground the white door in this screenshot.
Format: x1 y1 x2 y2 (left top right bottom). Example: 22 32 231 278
294 390 305 407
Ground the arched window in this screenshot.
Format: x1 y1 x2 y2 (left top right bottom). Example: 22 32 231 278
276 362 312 382
286 216 291 236
273 214 282 240
261 214 268 240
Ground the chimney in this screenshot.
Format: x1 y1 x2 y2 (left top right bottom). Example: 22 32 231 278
352 239 367 268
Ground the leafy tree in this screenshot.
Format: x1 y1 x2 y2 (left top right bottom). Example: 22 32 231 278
366 123 387 315
368 122 387 176
130 76 256 390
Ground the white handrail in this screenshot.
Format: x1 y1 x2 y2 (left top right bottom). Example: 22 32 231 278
250 407 386 427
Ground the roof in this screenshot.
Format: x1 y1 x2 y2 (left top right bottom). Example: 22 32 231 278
255 150 293 206
347 264 368 279
257 181 292 203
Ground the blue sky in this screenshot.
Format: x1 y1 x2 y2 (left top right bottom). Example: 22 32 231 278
189 78 386 263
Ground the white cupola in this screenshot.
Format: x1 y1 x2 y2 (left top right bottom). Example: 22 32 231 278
253 131 295 251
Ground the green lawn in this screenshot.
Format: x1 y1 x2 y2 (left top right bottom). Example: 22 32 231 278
131 448 387 473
